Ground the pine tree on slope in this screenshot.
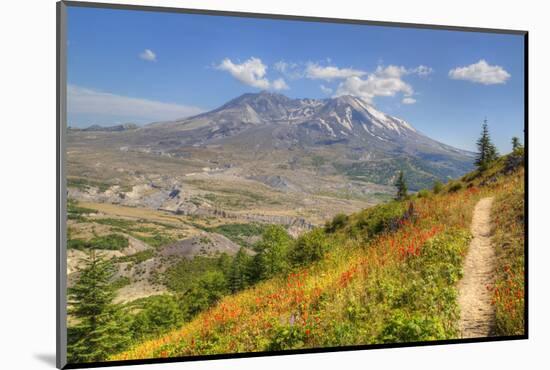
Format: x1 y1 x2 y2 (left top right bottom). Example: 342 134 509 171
67 250 130 363
395 170 408 200
475 119 499 171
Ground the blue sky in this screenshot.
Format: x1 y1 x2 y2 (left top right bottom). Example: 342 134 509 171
67 6 525 152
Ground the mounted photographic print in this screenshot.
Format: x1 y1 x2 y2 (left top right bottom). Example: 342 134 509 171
56 1 528 368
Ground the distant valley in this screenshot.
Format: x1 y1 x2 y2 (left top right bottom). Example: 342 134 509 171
67 91 475 303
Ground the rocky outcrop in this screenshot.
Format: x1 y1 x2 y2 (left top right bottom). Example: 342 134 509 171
160 232 254 259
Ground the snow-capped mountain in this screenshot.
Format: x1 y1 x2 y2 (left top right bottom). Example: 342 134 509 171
127 91 474 190
144 91 469 155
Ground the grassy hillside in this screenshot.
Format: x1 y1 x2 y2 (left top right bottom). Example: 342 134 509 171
108 151 524 361
488 152 525 335
458 148 525 335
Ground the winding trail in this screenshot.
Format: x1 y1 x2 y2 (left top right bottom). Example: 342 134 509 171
458 197 496 338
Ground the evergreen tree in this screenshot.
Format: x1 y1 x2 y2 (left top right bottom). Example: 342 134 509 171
289 228 331 266
216 252 233 280
183 270 228 316
252 225 292 281
131 295 182 339
229 247 252 293
475 119 499 170
67 250 130 363
511 136 523 151
395 171 408 200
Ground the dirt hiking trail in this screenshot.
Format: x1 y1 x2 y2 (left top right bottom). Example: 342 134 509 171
458 197 496 338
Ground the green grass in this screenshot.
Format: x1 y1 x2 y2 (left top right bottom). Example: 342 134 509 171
133 233 176 249
375 229 470 343
67 199 97 221
112 182 482 360
68 233 129 251
490 168 525 335
93 218 138 229
112 276 131 290
68 178 112 192
336 156 463 191
89 218 176 249
68 177 134 193
332 201 407 240
206 223 268 248
81 151 526 363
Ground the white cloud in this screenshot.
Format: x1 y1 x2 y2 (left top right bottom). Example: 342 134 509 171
274 61 302 79
305 63 366 81
217 57 269 89
320 84 333 94
374 65 407 78
410 65 433 77
67 85 203 123
216 57 288 90
449 59 510 85
375 64 433 78
402 97 417 104
139 49 156 62
272 78 289 90
274 61 288 73
334 65 414 104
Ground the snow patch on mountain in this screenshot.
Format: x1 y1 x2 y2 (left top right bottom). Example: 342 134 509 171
319 118 336 136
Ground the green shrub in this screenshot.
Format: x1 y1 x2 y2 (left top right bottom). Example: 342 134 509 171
416 189 430 198
378 312 447 343
133 233 175 248
461 170 480 183
111 276 131 290
289 228 332 266
67 199 96 221
90 234 129 250
68 234 128 251
130 295 184 340
448 182 463 193
93 218 137 229
353 201 406 238
68 178 112 192
207 223 267 248
432 180 443 194
163 256 220 292
116 250 155 265
179 271 229 317
67 239 89 250
268 320 307 350
325 213 349 233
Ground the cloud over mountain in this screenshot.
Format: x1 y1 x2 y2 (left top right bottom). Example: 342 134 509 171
334 65 416 104
305 63 366 81
217 57 288 90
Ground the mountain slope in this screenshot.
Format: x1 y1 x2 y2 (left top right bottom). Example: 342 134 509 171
116 92 474 190
111 153 524 361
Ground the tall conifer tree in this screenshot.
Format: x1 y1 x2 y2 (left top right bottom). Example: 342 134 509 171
475 119 499 170
395 171 408 200
67 250 130 363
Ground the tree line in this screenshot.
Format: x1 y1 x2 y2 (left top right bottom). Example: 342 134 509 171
67 118 523 363
394 119 523 199
67 225 332 363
